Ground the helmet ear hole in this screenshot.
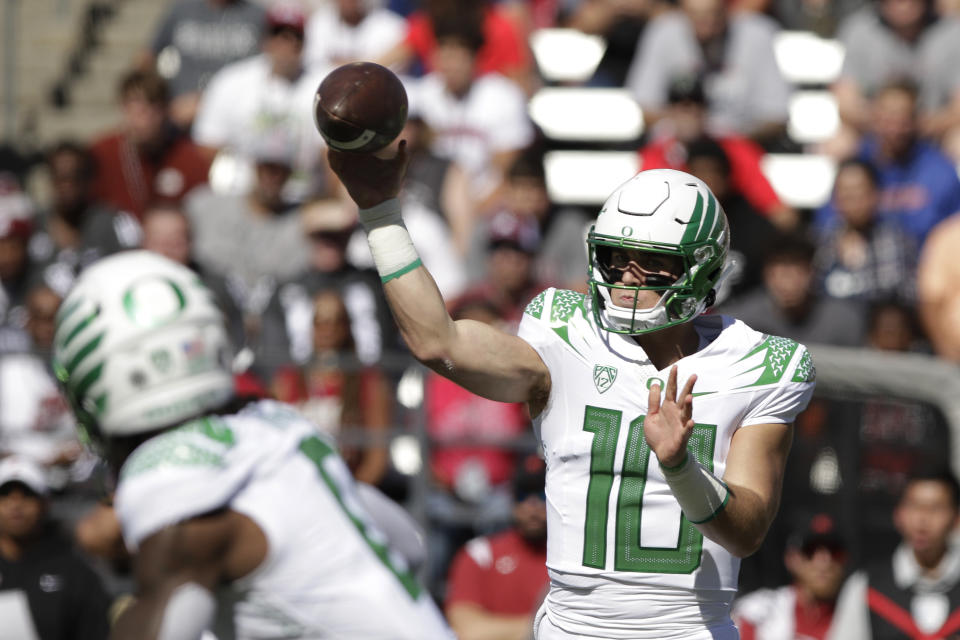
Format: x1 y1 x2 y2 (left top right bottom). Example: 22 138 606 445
704 289 717 308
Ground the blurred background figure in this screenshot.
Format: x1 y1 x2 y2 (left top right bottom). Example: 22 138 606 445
29 142 139 282
626 0 791 143
734 513 849 640
379 0 532 88
140 202 246 350
561 0 666 87
0 456 110 640
812 159 917 304
0 186 36 350
271 287 392 487
424 297 531 598
865 299 929 353
769 0 867 36
444 454 549 640
405 13 535 210
461 211 552 331
815 80 960 248
718 233 868 347
142 0 266 129
831 0 960 159
0 282 94 493
829 470 960 639
638 74 797 230
89 69 210 220
917 210 960 362
475 150 590 293
303 0 407 72
192 3 329 203
186 130 311 333
682 135 780 299
256 197 396 377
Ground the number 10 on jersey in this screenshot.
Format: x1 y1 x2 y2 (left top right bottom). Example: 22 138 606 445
582 405 717 574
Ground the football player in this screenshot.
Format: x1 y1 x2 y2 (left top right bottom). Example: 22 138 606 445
329 145 816 639
52 250 453 639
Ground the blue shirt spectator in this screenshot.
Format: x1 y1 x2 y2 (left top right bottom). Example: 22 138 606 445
813 81 960 247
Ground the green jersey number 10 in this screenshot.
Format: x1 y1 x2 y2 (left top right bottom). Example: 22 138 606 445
581 405 717 574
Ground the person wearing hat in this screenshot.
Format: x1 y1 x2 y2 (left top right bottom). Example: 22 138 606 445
192 1 330 204
733 513 849 639
0 456 110 640
445 453 549 640
458 210 552 333
829 469 960 640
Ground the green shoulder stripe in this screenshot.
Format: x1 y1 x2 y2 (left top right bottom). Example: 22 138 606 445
735 335 800 388
120 416 235 480
551 289 587 324
792 349 816 383
525 290 546 319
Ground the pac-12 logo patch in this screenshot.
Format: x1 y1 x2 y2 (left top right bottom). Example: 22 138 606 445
593 365 618 394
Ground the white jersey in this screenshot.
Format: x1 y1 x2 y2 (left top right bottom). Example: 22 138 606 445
114 400 453 640
517 288 815 638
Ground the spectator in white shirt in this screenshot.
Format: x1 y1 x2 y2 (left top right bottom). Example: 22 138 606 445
406 13 535 211
192 2 330 203
303 0 406 72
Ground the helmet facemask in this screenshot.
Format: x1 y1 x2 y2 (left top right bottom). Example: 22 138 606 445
587 229 728 335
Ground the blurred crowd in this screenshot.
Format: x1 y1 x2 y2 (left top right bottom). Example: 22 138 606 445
4 0 960 638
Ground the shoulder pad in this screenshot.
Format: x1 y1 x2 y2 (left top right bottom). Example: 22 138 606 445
524 288 588 324
731 335 814 389
120 417 235 482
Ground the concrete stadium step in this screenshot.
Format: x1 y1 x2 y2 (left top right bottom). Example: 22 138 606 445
34 105 121 144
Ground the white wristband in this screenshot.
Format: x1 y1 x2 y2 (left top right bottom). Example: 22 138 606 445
660 454 730 524
358 198 422 282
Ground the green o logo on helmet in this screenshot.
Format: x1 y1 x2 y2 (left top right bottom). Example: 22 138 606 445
122 277 187 327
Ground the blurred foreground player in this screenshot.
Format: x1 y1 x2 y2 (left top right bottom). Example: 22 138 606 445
329 140 816 637
51 250 453 639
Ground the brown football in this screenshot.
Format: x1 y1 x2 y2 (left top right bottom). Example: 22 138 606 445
313 62 408 154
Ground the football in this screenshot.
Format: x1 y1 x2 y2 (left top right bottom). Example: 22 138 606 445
313 62 408 154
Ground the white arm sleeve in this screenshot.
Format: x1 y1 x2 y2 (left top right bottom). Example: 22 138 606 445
355 483 427 571
157 583 216 640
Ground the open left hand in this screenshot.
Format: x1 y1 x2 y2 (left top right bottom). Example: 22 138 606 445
644 365 697 468
327 140 409 209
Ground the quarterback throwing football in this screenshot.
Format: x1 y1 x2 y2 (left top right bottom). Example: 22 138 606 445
330 144 816 639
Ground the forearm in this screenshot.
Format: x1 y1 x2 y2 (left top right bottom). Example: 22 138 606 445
695 480 777 558
447 604 533 640
383 265 457 362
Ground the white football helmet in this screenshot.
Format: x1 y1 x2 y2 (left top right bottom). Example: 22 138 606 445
52 251 234 448
587 169 731 334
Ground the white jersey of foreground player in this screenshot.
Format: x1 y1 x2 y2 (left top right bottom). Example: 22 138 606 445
114 399 453 640
519 288 815 640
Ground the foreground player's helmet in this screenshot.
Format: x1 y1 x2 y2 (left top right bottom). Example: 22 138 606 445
587 169 730 335
52 251 234 449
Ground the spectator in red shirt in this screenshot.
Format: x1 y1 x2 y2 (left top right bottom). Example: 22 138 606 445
89 69 211 219
445 454 549 640
638 74 798 230
378 0 531 88
733 513 849 640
